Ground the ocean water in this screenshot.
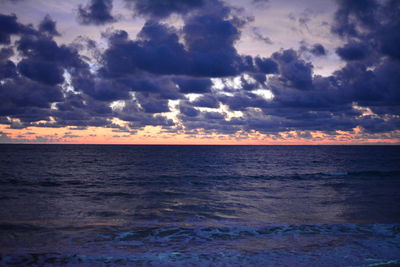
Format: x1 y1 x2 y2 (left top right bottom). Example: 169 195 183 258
0 145 399 266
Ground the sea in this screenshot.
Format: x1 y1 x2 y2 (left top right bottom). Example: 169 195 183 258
0 145 399 266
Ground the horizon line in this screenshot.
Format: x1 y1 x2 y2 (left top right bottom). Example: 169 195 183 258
1 143 399 146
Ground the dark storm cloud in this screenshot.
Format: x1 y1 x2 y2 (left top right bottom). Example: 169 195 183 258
357 116 400 133
17 33 87 70
72 72 131 101
0 77 62 116
77 0 115 25
183 7 239 52
332 0 400 60
310 44 326 56
174 77 212 93
0 13 110 129
1 22 74 115
38 15 60 36
116 100 174 128
203 111 225 120
331 0 379 38
17 59 64 85
218 92 270 111
100 23 187 76
0 48 17 79
272 49 313 90
125 0 205 19
182 5 248 77
0 60 16 79
334 60 400 108
56 93 109 114
179 104 200 117
328 0 400 116
336 42 369 61
0 13 30 44
43 92 117 128
14 31 89 89
100 2 251 78
254 57 278 74
136 94 170 113
4 23 91 121
0 47 13 60
118 75 181 99
299 41 326 57
178 108 239 134
191 94 220 108
215 0 400 136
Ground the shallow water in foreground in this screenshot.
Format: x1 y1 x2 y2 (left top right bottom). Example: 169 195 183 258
0 145 399 266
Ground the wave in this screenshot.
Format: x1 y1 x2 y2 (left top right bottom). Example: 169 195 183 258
0 170 399 189
213 170 400 180
321 171 348 176
211 170 400 179
1 253 398 266
320 170 400 178
1 223 399 266
2 222 398 240
108 224 400 243
348 170 400 176
0 223 45 232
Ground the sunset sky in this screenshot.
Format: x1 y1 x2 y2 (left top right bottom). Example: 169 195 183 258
0 0 399 144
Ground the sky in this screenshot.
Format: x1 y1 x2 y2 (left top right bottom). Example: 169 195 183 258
0 0 399 144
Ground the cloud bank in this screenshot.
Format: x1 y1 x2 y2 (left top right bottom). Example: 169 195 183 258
0 0 399 142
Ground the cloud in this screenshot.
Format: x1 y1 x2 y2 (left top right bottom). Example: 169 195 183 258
332 0 400 60
16 32 87 71
272 49 313 90
336 42 369 61
254 57 278 74
179 104 200 117
0 131 58 143
77 0 115 25
73 75 131 101
0 13 30 44
251 27 273 44
17 59 64 85
125 0 205 19
100 23 188 76
100 2 253 78
136 94 170 113
38 15 60 36
310 44 326 56
191 94 220 108
331 0 379 38
0 48 17 79
299 42 326 57
174 77 212 93
0 77 62 118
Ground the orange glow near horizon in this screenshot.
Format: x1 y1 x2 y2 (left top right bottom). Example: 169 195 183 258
1 124 399 145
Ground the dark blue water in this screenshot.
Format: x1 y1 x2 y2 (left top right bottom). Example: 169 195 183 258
0 145 399 266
